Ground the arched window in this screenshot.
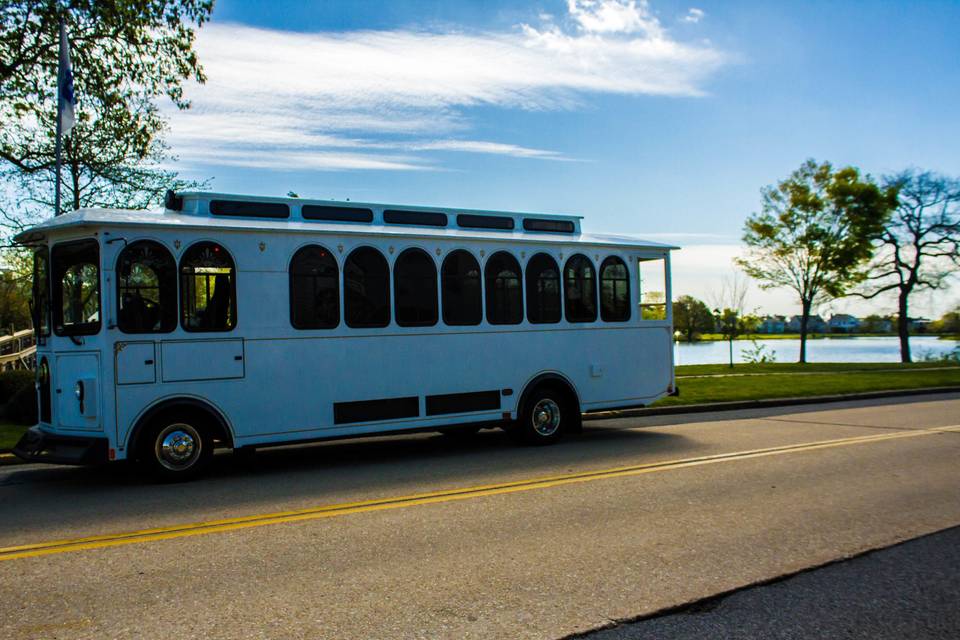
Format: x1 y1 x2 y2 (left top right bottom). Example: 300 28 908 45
485 251 522 325
344 247 390 328
600 256 631 322
394 248 438 327
290 245 339 329
180 241 236 332
116 240 177 333
51 240 101 336
525 253 561 324
441 250 482 326
564 254 597 323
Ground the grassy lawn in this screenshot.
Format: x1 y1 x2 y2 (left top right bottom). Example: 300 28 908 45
693 333 899 341
656 366 960 407
676 362 958 377
0 421 25 451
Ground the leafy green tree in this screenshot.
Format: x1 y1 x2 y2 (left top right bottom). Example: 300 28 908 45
0 0 213 225
930 307 960 335
672 295 714 342
737 160 897 363
854 171 960 362
859 314 892 334
0 267 32 331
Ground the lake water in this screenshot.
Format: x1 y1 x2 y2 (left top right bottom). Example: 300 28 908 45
675 336 959 365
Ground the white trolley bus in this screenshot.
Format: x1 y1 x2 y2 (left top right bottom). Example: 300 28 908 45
14 191 676 479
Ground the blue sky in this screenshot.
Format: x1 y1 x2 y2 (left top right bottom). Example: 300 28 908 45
167 0 960 318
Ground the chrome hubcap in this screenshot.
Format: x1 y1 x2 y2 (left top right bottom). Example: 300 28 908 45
531 399 561 436
156 423 201 471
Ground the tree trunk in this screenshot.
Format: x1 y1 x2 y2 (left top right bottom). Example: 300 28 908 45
798 299 812 364
898 291 911 363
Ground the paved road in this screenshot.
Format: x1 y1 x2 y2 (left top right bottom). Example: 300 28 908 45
1 393 958 639
584 525 960 639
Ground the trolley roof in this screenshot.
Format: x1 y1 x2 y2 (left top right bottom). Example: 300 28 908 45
15 191 678 251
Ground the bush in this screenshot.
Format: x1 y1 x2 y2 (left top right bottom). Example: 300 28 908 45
0 369 34 404
7 382 37 425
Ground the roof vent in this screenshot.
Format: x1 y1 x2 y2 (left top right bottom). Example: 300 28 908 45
383 210 447 227
210 200 290 219
523 218 575 233
457 214 514 230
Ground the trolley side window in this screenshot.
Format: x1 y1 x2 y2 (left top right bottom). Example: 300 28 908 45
33 247 50 337
394 248 438 327
638 256 667 320
180 242 237 332
599 256 631 322
290 245 339 329
344 247 390 328
563 254 597 323
485 251 523 325
441 250 482 326
51 239 101 336
117 240 177 333
525 253 561 324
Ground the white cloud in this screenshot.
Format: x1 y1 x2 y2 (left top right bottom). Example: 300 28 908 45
566 0 661 36
168 1 726 172
682 8 705 24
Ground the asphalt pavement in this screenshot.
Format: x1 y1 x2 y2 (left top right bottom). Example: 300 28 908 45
0 392 958 639
582 525 960 639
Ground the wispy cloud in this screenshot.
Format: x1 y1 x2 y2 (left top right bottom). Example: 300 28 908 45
681 8 705 24
168 0 726 172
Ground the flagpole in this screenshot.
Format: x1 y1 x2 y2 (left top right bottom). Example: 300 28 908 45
54 15 64 217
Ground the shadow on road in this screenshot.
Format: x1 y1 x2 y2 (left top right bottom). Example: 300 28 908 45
0 424 695 537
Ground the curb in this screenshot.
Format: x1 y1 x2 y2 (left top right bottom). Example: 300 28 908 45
2 386 958 466
583 386 960 421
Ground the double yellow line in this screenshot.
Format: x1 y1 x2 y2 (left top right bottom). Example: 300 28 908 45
1 425 957 562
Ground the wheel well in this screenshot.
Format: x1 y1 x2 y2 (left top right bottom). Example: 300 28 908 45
518 374 580 415
128 399 234 455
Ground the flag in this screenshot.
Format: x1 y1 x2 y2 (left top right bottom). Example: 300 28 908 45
57 20 77 135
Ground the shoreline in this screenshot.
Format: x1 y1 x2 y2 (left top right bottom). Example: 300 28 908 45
683 333 958 342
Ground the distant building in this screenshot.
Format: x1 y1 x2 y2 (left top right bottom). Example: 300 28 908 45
908 317 933 333
786 314 827 333
758 315 786 334
828 314 861 334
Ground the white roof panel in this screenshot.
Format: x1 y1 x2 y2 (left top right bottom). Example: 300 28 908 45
14 204 678 251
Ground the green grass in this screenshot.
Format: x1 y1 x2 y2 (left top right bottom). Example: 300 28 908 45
692 333 960 342
656 367 960 407
0 421 25 451
676 362 958 377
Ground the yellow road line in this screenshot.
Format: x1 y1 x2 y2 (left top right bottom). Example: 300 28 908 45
2 425 958 562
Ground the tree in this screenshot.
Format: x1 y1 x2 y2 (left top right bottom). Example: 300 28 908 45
0 1 212 224
0 267 32 332
672 295 714 342
709 273 753 368
860 314 892 334
930 307 960 335
737 159 896 363
853 171 960 362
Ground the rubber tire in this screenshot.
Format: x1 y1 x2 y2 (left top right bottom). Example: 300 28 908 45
511 385 573 446
138 415 213 482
